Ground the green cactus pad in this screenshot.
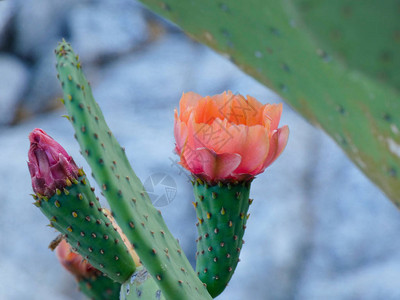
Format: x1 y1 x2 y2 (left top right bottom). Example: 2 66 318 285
55 41 211 300
192 180 251 297
120 266 166 300
78 273 121 300
292 0 400 89
138 0 400 204
34 174 135 283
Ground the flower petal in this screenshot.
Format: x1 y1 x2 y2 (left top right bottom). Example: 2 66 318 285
262 103 282 130
258 125 289 172
196 148 242 181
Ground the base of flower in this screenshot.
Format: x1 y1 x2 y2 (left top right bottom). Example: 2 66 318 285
192 178 252 298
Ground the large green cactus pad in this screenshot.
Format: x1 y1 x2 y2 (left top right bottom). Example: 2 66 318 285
292 0 400 89
138 0 400 204
55 41 211 300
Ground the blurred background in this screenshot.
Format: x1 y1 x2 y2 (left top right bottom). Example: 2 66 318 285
1 0 400 299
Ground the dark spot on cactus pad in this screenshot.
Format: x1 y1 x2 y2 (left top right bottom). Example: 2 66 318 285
161 2 171 11
315 49 331 62
219 3 229 12
336 105 346 115
380 50 393 63
388 167 397 178
279 84 288 92
383 113 392 122
282 63 290 72
341 5 353 18
270 27 281 36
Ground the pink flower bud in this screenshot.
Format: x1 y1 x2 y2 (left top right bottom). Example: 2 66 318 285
28 128 79 197
174 91 289 182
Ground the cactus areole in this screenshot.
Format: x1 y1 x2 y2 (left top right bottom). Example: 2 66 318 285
174 91 289 296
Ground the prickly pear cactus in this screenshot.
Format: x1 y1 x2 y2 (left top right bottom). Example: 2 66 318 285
193 180 251 297
138 0 400 204
120 267 166 300
55 41 212 300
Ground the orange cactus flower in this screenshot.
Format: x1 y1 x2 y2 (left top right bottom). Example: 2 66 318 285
55 239 97 279
174 91 289 182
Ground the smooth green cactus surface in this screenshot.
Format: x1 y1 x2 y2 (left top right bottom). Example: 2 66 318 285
34 174 136 283
138 0 400 204
78 273 121 300
193 180 251 297
292 0 400 89
55 41 212 300
120 266 166 300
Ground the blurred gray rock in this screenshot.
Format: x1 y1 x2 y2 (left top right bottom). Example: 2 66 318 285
94 34 201 112
68 0 148 63
0 1 14 49
0 54 29 125
23 51 60 113
14 0 78 59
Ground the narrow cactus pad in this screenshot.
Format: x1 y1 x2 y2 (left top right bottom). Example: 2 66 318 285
55 41 211 300
120 266 166 300
34 174 136 283
138 0 400 204
193 180 251 297
78 273 121 300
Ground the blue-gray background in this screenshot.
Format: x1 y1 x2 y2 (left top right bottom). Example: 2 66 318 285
1 1 399 299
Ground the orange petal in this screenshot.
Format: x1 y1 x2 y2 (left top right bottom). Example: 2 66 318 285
227 125 270 174
174 113 189 154
258 125 289 171
179 92 202 122
188 117 234 154
194 96 223 124
262 103 282 130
